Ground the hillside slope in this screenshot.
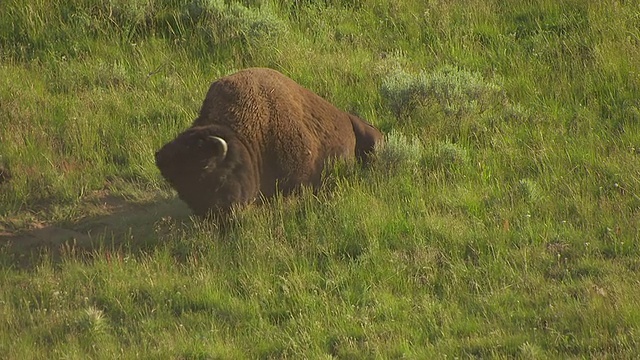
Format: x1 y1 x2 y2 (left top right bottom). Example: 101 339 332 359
1 0 639 358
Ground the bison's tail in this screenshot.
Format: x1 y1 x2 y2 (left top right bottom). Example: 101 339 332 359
349 115 384 164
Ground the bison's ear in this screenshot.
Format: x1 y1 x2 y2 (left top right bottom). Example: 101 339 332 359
207 136 228 160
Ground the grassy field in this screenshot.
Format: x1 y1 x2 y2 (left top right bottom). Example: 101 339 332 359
1 0 640 358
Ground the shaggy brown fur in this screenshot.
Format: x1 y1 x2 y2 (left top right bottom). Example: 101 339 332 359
155 67 383 217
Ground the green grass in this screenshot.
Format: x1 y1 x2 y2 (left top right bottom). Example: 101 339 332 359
1 0 640 358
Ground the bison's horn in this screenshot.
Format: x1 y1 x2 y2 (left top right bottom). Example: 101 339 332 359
209 136 228 159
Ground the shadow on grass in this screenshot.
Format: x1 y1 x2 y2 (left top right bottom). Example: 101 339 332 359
0 196 193 268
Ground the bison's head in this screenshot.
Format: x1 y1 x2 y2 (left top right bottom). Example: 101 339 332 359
155 127 237 217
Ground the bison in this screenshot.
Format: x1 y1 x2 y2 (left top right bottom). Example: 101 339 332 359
155 67 383 218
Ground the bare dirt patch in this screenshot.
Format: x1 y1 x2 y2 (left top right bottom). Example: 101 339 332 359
0 192 192 265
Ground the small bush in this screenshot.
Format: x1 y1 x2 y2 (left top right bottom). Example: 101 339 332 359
73 306 109 336
432 141 470 169
380 65 503 118
104 0 156 24
516 178 543 204
376 130 426 170
187 0 287 45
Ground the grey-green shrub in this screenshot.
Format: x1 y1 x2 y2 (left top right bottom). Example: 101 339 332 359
516 178 543 204
380 65 503 118
432 141 470 169
188 0 287 45
376 130 425 169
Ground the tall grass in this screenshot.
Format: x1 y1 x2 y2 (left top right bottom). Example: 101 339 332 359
1 0 640 358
